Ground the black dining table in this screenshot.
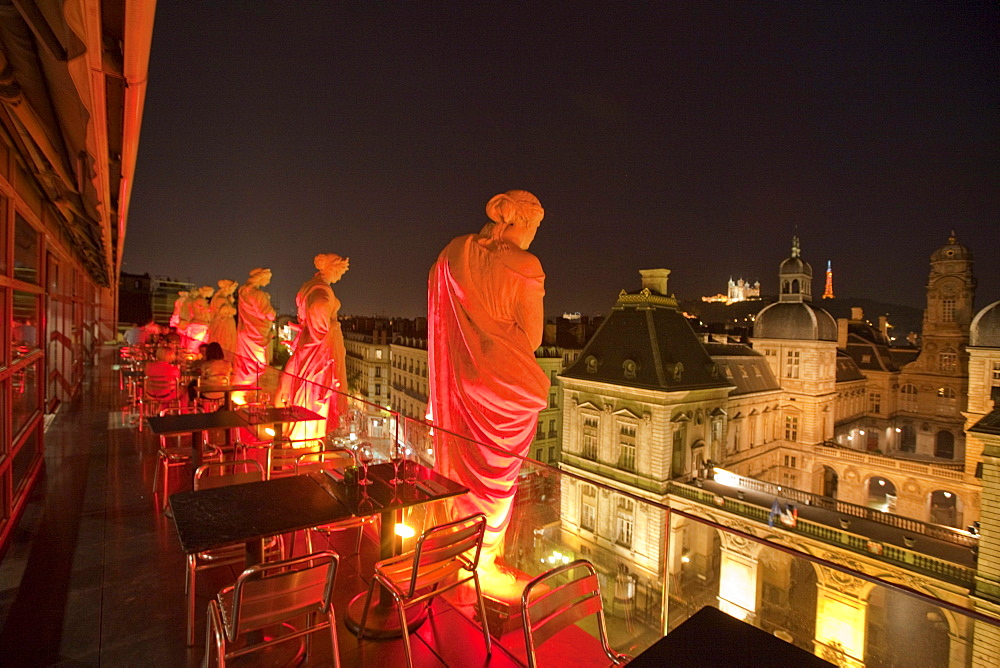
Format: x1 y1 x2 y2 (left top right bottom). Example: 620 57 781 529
237 405 324 443
628 605 834 667
169 473 354 564
168 460 469 638
145 410 251 482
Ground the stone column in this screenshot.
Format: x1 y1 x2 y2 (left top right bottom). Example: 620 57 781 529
717 531 763 622
814 565 871 668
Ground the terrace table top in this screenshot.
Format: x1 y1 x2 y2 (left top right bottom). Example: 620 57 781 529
145 410 249 436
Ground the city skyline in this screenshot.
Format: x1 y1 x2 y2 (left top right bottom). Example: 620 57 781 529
123 3 998 317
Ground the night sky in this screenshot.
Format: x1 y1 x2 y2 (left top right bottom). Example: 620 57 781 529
123 2 998 319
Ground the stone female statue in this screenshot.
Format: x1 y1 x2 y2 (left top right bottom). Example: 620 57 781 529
428 190 549 588
276 254 350 443
185 285 214 351
233 268 276 385
207 279 238 360
168 290 189 329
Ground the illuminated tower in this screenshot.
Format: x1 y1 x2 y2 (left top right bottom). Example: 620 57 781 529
822 260 834 299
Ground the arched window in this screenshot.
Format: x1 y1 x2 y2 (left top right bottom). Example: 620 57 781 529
781 280 790 294
899 384 918 412
935 431 955 459
791 279 800 293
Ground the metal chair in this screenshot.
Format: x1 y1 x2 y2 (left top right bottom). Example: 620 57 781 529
521 559 633 667
138 364 182 431
186 460 284 646
294 449 377 555
205 550 341 667
357 513 491 666
151 406 222 513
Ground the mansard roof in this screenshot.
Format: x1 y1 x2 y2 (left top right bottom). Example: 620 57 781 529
844 326 899 373
707 343 781 395
562 289 731 393
836 351 866 382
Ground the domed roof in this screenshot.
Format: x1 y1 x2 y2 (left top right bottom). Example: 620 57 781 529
754 302 837 341
779 255 812 277
971 300 1000 347
779 236 812 277
930 232 973 263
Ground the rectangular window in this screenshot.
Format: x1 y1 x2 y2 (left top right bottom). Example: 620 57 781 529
940 351 957 373
375 349 383 359
549 391 557 408
12 290 39 359
581 486 597 532
374 367 381 378
548 446 555 463
783 455 797 468
869 392 881 414
536 422 544 438
616 497 634 548
548 419 557 438
14 215 40 284
618 423 636 471
942 299 956 323
992 362 1000 386
785 416 799 442
785 351 800 379
582 415 599 460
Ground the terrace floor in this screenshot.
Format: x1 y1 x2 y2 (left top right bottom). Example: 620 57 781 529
0 348 596 666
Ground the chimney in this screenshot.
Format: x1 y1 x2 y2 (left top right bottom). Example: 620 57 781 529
640 269 671 296
837 318 849 349
851 307 864 321
878 315 889 339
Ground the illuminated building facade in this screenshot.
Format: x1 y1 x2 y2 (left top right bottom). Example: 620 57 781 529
702 276 761 304
389 335 431 457
0 1 153 555
557 238 997 665
343 329 391 438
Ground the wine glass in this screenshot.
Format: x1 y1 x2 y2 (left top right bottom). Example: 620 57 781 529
357 442 374 485
389 442 405 485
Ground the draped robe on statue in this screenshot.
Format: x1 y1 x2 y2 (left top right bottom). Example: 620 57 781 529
207 294 237 360
185 296 212 352
277 276 348 443
233 284 275 385
428 234 549 555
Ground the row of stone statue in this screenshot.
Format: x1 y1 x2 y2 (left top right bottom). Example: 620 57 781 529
168 257 349 444
170 190 547 595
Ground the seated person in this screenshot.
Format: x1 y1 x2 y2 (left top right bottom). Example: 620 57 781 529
143 347 181 407
197 342 232 408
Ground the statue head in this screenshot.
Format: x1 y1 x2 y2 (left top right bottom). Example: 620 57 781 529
217 279 238 295
177 290 189 299
197 285 214 299
248 267 272 287
484 190 544 250
314 253 350 284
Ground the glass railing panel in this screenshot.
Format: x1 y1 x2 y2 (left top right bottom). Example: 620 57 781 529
665 503 998 667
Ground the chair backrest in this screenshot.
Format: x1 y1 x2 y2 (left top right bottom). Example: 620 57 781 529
295 448 356 476
522 559 621 667
398 513 486 598
227 551 338 640
269 439 325 478
195 460 265 490
143 362 179 401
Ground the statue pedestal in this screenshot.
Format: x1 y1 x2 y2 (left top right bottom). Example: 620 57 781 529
451 564 542 639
